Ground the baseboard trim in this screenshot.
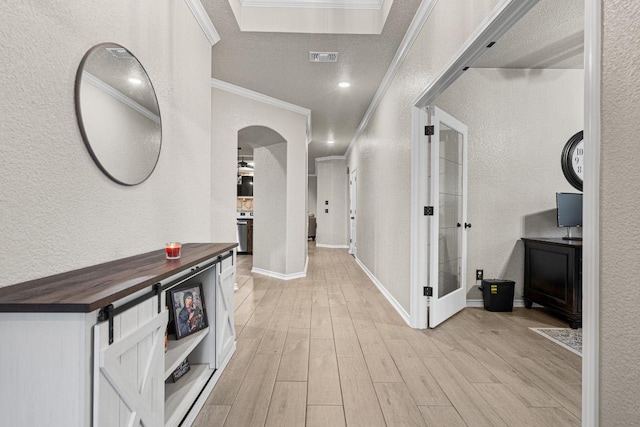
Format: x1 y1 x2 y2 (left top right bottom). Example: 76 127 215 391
354 257 411 326
316 243 349 249
251 256 308 281
465 299 542 309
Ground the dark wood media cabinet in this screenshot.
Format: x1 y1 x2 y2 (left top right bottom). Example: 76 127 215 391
522 238 582 329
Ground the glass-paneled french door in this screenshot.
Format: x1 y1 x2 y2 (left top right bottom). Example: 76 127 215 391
428 106 468 328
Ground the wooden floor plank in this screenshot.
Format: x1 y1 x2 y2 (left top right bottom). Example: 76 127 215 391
256 312 292 355
223 354 280 427
192 405 231 427
374 382 427 426
504 356 582 418
473 382 551 426
306 406 346 427
444 348 498 384
356 327 403 383
393 356 451 407
424 357 508 427
457 337 561 408
530 407 581 427
307 338 342 405
310 305 333 339
276 328 310 382
338 356 387 427
264 382 307 427
209 338 260 405
418 406 467 427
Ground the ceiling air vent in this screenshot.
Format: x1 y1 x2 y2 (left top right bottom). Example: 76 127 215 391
309 51 338 63
105 47 133 59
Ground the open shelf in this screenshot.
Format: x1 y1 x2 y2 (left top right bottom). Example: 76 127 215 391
164 327 209 379
165 363 215 427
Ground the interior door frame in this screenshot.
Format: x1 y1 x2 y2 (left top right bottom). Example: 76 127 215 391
349 169 357 255
409 0 600 424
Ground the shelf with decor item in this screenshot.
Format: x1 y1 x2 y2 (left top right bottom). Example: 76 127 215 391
0 242 237 427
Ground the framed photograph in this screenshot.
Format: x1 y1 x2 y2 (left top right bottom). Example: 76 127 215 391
168 282 208 340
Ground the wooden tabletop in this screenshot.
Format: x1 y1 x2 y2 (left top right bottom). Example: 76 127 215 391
0 243 237 313
521 237 583 247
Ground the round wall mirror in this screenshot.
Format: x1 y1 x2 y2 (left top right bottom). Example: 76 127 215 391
75 43 162 185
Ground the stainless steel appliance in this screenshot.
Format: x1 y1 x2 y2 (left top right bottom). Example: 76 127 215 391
237 221 248 253
237 211 253 253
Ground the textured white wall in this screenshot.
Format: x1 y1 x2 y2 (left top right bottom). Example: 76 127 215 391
0 0 212 288
347 0 500 312
253 143 287 273
316 158 348 247
600 0 640 423
435 68 584 300
210 88 308 275
308 176 317 216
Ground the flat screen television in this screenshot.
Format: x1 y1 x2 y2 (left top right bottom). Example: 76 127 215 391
556 192 582 240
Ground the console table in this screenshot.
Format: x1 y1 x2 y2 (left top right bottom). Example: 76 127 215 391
0 242 237 427
522 238 582 328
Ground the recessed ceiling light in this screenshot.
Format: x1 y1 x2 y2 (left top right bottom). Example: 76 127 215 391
128 77 142 85
338 82 351 88
328 140 335 144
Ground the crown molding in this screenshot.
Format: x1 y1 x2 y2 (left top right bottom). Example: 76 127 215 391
345 0 437 157
239 0 383 9
211 78 312 143
83 71 160 124
184 0 221 46
315 155 346 162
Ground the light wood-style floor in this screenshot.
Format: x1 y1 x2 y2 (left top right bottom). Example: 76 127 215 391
195 243 581 426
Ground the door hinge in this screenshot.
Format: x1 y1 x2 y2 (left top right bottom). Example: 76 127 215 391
425 125 434 136
423 286 433 297
424 206 434 216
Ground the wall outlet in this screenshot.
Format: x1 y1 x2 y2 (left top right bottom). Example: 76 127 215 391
476 269 483 281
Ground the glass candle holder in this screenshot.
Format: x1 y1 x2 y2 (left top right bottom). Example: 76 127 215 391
165 242 182 259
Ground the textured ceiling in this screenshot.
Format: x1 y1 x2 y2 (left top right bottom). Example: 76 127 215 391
204 0 421 173
205 0 583 174
472 0 584 69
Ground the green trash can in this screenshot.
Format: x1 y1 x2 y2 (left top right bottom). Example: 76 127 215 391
480 279 515 312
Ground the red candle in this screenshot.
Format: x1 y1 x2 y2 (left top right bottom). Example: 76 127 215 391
165 242 182 259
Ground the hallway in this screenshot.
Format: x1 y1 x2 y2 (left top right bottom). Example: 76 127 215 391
195 243 581 426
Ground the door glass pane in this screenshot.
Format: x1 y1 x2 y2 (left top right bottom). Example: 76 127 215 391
438 123 463 298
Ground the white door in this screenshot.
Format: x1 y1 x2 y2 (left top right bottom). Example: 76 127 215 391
428 106 468 328
216 260 236 366
349 169 357 255
93 303 167 426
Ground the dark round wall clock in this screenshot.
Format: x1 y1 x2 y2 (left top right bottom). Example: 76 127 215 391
561 131 584 191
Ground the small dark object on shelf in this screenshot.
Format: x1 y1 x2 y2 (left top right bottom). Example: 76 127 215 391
171 358 190 382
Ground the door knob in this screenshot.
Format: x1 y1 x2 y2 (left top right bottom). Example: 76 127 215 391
457 223 461 228
464 223 472 229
